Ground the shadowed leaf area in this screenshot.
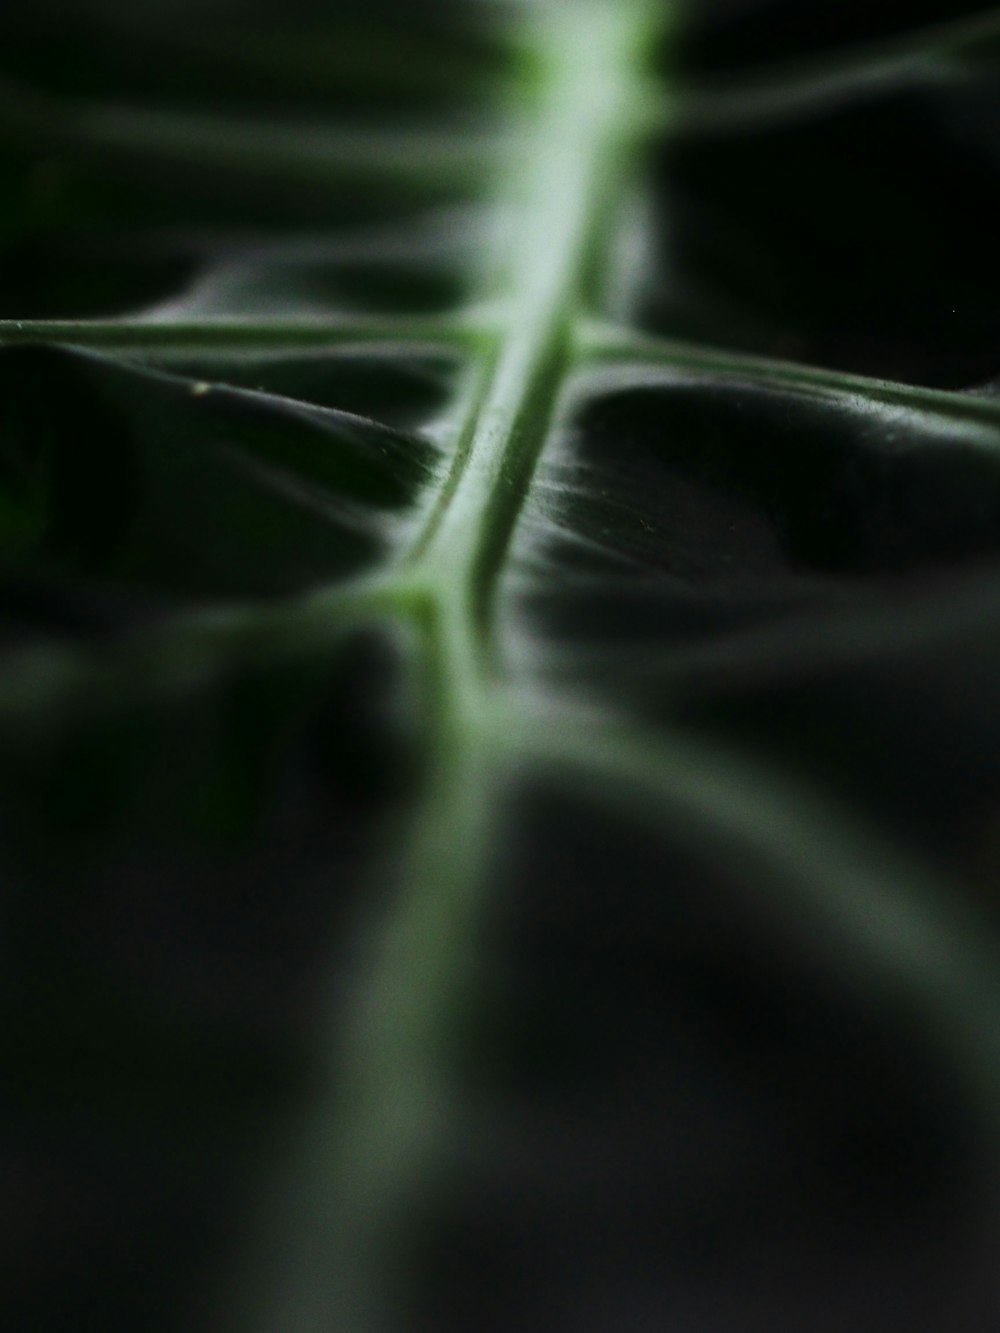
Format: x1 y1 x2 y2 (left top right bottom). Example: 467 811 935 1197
2 0 1000 1331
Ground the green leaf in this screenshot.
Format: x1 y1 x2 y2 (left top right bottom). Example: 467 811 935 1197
0 345 442 599
4 2 1000 1331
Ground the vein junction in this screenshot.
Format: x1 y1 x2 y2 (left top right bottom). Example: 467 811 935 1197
258 6 670 1329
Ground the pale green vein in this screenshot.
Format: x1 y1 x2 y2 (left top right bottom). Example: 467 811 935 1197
0 311 488 354
237 5 671 1330
510 699 1000 1170
77 110 501 195
231 595 504 1333
0 577 397 726
410 2 666 635
663 5 1000 137
578 322 1000 438
0 76 502 195
638 567 1000 698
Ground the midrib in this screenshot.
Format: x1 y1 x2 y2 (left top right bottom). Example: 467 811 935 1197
243 7 665 1330
409 2 659 682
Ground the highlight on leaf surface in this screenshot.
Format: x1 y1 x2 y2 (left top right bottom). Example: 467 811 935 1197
3 1 1000 1330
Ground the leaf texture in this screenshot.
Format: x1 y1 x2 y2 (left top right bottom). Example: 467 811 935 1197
3 2 1000 1331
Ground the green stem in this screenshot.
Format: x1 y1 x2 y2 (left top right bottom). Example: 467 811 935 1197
240 6 669 1330
410 3 664 652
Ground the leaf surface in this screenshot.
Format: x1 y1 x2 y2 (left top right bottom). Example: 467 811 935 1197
3 2 1000 1331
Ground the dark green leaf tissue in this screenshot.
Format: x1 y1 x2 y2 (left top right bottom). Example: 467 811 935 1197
3 1 1000 1328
